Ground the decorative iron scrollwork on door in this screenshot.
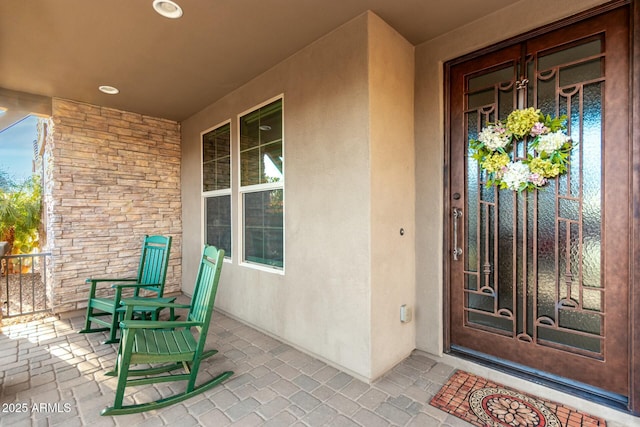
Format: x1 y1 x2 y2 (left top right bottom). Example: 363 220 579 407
463 36 606 358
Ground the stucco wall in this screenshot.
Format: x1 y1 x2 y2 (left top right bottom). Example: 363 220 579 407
413 0 609 356
368 16 416 379
48 99 182 312
182 12 415 381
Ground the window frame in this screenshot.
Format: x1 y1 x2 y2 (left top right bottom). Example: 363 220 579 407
237 95 285 273
201 119 233 260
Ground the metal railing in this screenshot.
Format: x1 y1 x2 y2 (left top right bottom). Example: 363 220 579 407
1 252 51 318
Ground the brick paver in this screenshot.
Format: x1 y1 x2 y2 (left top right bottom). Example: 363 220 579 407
0 308 633 426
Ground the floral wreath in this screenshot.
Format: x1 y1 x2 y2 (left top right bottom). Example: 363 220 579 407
469 107 574 192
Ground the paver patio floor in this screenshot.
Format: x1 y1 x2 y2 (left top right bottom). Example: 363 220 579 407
0 302 633 426
0 302 467 427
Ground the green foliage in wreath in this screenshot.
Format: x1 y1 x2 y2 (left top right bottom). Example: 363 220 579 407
469 107 574 192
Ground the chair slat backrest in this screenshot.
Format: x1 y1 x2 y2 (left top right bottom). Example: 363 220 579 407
188 245 225 339
133 235 172 297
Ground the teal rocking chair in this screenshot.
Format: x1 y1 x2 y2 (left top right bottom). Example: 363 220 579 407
101 245 233 416
79 235 173 344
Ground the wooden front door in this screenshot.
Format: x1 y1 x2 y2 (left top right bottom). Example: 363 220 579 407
447 5 631 400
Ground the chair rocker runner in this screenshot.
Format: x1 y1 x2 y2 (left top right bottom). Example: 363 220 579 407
101 245 233 416
79 235 173 344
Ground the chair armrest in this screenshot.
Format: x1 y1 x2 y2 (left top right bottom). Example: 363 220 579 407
120 320 202 330
85 278 137 299
86 277 137 283
111 282 162 289
120 298 191 310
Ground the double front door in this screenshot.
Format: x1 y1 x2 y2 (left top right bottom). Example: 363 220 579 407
447 6 631 400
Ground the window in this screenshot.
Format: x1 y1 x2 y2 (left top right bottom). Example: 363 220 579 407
239 98 284 269
202 122 231 256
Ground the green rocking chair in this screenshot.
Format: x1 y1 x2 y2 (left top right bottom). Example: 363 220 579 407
79 235 173 344
101 245 233 416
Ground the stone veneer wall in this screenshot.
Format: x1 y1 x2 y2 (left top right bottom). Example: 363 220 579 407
46 99 182 313
41 116 55 310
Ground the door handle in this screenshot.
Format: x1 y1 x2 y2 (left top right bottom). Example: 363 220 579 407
452 207 463 261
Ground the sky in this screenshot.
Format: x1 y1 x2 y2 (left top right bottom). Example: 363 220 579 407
0 115 39 183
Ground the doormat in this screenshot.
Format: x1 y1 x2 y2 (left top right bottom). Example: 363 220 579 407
429 370 606 427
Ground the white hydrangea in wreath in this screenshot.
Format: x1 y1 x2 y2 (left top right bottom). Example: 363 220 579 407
469 107 574 192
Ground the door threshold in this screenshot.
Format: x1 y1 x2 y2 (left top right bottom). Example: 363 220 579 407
449 345 629 414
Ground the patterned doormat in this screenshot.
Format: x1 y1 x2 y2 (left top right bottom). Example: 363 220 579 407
430 370 606 426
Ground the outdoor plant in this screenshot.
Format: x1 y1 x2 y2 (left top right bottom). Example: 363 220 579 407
0 171 42 255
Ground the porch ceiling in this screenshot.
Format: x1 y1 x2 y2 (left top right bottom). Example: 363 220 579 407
0 0 515 123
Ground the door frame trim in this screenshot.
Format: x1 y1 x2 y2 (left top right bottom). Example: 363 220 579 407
630 0 639 416
442 0 639 415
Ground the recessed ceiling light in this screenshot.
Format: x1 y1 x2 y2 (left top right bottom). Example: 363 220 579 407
153 0 183 19
259 125 272 131
99 85 120 95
